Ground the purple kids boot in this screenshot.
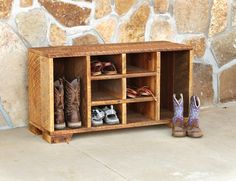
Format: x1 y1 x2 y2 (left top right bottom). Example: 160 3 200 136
172 93 186 137
186 96 203 138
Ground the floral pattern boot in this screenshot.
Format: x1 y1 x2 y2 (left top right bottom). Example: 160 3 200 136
172 94 186 137
187 96 203 138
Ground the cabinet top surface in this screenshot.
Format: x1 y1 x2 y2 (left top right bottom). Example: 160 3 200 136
29 41 192 58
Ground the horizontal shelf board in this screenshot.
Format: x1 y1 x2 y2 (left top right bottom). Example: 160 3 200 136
30 41 192 58
126 65 157 76
92 91 121 102
91 74 123 80
91 73 157 80
127 120 169 126
92 97 157 106
52 121 169 135
125 72 157 78
126 97 156 103
92 99 122 106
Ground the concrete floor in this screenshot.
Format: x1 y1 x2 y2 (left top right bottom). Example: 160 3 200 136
1 104 236 181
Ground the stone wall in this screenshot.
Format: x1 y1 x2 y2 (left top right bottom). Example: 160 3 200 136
0 0 235 129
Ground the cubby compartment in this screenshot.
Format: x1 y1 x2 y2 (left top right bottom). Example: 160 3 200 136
160 51 191 121
91 54 123 79
53 57 89 128
91 104 123 127
91 79 123 103
126 52 156 74
126 76 157 100
127 102 156 124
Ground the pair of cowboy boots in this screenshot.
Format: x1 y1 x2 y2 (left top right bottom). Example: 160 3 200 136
172 94 203 138
54 77 82 130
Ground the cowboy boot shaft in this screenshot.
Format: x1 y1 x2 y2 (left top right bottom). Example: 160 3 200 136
172 94 186 137
54 84 64 109
189 96 200 124
54 88 65 124
64 77 81 127
54 79 66 130
173 94 184 122
65 79 80 109
187 96 203 138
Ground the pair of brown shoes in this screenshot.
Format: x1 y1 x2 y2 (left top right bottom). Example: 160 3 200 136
54 77 81 130
172 94 203 138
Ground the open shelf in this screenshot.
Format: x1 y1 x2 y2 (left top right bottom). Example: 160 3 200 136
53 57 89 129
91 79 123 104
126 76 157 99
160 51 190 120
91 104 123 127
91 54 123 74
127 111 154 124
127 102 156 124
126 52 156 75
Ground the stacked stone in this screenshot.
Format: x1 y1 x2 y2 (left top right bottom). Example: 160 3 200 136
0 0 236 128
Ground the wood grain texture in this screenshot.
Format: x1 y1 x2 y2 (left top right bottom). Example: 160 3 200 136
29 41 192 58
174 51 190 117
40 56 54 132
29 123 42 135
43 132 73 144
156 52 161 121
51 120 169 136
189 50 193 102
28 52 42 129
86 56 92 128
160 51 174 116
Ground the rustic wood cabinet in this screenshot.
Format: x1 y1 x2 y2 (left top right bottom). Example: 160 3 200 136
28 41 193 143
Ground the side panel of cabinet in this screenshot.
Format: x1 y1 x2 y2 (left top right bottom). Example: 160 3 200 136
28 52 42 129
40 56 54 132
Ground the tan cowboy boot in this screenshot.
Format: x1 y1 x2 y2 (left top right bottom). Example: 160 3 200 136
186 96 203 138
64 77 82 128
172 94 186 137
54 79 66 130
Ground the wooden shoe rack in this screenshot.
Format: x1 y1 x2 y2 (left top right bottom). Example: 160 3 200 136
28 41 193 143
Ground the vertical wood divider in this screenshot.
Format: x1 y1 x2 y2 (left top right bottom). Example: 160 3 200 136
122 53 127 124
156 52 161 121
189 50 193 103
86 56 92 128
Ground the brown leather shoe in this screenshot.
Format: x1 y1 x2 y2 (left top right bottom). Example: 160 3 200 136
187 96 203 138
54 79 66 130
64 77 82 128
172 94 186 137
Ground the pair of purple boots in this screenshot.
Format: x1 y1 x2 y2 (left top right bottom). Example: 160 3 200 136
172 94 203 138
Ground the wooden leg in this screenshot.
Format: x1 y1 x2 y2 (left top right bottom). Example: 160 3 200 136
29 123 42 135
42 132 73 144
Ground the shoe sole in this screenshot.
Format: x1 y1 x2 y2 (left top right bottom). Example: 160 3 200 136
67 122 82 128
92 121 103 127
172 132 186 137
105 120 120 125
187 133 203 138
55 123 66 130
